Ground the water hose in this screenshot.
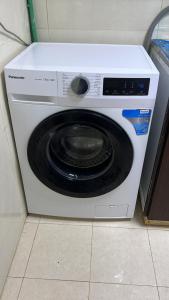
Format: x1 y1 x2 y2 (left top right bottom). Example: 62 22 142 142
27 0 38 42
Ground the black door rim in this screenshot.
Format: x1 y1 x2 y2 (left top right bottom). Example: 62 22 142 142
27 109 134 198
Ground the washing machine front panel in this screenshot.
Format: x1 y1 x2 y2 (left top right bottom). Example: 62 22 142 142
6 102 153 218
27 109 134 197
4 43 159 218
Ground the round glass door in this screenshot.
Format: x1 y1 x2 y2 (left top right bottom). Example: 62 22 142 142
27 109 134 197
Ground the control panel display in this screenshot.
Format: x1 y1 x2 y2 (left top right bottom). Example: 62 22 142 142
103 78 150 96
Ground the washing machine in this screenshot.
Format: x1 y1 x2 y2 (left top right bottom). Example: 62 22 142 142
4 43 159 219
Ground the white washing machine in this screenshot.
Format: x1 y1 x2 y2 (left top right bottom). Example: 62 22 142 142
4 43 159 219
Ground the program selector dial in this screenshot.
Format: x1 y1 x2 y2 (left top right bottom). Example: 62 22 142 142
71 76 89 96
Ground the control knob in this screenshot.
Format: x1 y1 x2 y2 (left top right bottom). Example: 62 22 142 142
71 76 89 96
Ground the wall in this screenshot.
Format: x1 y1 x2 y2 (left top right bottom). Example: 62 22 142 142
0 0 30 296
34 0 169 44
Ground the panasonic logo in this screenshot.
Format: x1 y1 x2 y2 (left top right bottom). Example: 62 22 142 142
8 75 25 79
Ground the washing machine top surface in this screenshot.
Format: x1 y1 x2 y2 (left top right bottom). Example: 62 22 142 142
6 42 157 74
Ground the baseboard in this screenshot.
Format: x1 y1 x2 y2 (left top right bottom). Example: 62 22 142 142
144 216 169 226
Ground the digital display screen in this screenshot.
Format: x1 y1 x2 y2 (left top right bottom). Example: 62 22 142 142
103 78 150 96
104 79 125 90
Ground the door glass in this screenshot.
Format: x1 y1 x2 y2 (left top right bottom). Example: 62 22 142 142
61 125 104 159
49 124 112 168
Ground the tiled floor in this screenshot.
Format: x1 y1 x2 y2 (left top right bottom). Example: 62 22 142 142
1 201 169 300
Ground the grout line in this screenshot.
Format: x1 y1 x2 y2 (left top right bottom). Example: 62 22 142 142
92 225 147 231
10 274 169 289
92 224 147 230
88 281 91 300
26 221 40 224
17 277 24 300
17 221 40 299
39 221 92 226
14 276 161 288
23 222 40 276
46 0 50 41
88 223 94 300
19 277 89 283
147 229 160 300
90 280 158 288
8 276 24 279
15 216 38 300
9 275 23 279
26 218 169 231
29 217 145 230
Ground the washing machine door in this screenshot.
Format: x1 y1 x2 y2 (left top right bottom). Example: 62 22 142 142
27 109 133 197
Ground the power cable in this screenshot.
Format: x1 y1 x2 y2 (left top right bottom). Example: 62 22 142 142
0 21 30 46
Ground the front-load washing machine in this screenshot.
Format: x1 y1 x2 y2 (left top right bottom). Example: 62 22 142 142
4 43 159 219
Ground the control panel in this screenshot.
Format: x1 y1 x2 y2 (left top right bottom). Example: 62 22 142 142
59 73 150 98
60 73 101 97
103 78 150 96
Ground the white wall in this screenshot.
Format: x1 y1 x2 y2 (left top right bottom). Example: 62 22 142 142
0 0 30 296
34 0 169 44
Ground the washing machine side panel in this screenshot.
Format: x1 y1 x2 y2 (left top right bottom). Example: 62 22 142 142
8 102 151 218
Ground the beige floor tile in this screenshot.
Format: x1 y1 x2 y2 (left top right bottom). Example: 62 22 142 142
89 283 159 300
26 215 40 224
158 287 169 300
25 224 92 281
9 223 38 277
1 277 22 300
18 278 89 300
148 230 169 286
91 227 156 285
40 216 92 226
93 200 145 229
